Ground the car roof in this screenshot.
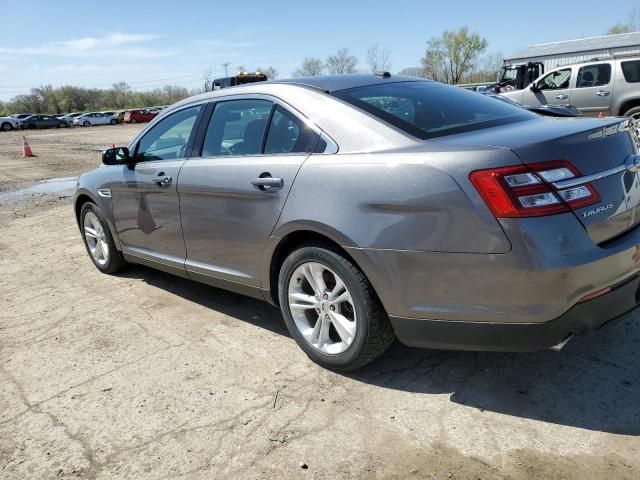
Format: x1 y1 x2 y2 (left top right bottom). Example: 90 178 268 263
267 74 430 93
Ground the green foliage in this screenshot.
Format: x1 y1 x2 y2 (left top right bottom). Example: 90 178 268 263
1 82 191 115
421 26 488 84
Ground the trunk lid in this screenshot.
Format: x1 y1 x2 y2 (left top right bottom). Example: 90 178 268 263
435 117 640 244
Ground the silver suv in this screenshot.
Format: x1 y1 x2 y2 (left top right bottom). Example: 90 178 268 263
502 56 640 117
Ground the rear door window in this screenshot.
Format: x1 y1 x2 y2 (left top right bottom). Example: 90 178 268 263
576 64 611 88
264 105 318 154
202 99 272 156
622 60 640 83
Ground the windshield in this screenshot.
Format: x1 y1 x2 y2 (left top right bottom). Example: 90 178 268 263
332 81 534 140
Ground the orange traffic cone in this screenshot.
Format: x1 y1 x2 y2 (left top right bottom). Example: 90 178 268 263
22 136 34 157
598 112 605 118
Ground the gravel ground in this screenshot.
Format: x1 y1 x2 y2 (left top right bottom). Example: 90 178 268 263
1 127 639 479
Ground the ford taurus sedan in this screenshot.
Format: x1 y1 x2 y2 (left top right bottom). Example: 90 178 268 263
74 74 640 370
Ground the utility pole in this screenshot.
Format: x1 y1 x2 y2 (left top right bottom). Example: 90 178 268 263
221 62 230 77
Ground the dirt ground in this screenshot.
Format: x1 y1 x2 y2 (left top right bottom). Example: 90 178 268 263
1 126 639 479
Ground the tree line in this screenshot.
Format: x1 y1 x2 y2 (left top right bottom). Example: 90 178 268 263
0 82 193 116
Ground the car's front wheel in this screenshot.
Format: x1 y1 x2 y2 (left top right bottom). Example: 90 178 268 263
1 122 12 131
80 202 126 274
278 244 395 371
58 122 66 128
83 121 91 127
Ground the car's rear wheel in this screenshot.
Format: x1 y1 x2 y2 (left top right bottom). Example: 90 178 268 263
83 121 91 127
110 119 117 125
130 118 137 123
1 122 12 131
58 122 66 128
278 244 395 371
80 202 126 274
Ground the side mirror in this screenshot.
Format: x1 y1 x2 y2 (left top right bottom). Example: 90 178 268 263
102 146 132 165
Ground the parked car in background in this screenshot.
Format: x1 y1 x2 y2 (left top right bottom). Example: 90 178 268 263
502 55 640 117
0 115 19 131
58 112 84 124
19 114 69 129
75 74 640 371
112 110 127 123
10 113 34 122
123 108 160 123
74 112 118 127
484 92 582 117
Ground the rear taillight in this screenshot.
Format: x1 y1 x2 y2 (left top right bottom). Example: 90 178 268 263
470 160 600 218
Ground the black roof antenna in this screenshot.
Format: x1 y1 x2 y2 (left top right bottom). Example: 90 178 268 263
374 71 391 78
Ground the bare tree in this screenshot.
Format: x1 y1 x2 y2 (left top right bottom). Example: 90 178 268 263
420 26 488 84
112 82 131 109
366 43 392 73
294 57 324 77
256 66 278 80
606 6 639 34
326 48 358 74
398 66 427 78
202 68 214 92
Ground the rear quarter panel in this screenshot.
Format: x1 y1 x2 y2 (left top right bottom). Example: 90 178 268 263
272 150 513 254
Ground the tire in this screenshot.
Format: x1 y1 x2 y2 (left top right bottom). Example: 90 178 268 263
83 121 91 127
110 119 117 125
28 124 36 129
1 122 12 131
278 243 395 371
58 122 66 128
130 119 137 124
80 202 126 274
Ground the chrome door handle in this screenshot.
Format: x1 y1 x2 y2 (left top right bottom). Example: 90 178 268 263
151 174 172 187
596 90 610 97
555 94 568 100
251 177 283 190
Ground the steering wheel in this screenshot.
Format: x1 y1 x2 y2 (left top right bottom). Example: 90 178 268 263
547 81 557 89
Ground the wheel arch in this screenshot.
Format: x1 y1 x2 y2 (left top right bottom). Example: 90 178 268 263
617 97 640 116
74 191 122 251
264 227 368 307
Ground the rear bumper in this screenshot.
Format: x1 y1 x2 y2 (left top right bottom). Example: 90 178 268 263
390 273 640 351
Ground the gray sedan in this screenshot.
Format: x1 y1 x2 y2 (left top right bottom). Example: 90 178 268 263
74 74 640 370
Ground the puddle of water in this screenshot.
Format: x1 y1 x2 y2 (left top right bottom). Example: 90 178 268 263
0 176 78 202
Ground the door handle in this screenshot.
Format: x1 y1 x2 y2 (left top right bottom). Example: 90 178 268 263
151 173 172 187
596 90 610 97
251 176 283 191
555 94 568 100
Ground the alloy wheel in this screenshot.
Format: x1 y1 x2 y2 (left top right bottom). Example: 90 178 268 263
287 262 357 355
83 212 110 266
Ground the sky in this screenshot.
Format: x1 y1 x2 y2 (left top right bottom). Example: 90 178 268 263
0 0 637 100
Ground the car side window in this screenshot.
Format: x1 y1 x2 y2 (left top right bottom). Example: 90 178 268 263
622 60 640 83
577 64 611 88
264 105 318 154
538 68 572 90
135 105 201 162
202 99 272 157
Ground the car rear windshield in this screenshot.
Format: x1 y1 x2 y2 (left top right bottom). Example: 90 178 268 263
331 81 535 140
